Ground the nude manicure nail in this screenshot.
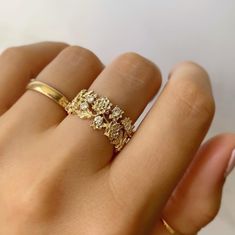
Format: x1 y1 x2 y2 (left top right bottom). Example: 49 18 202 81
225 149 235 177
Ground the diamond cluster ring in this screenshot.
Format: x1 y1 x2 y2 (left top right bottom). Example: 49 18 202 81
65 89 135 152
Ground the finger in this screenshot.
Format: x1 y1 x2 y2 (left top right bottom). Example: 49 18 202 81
109 62 215 230
57 52 162 172
153 133 235 235
9 46 103 132
0 42 68 115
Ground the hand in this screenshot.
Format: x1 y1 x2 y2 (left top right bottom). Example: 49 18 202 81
0 42 234 235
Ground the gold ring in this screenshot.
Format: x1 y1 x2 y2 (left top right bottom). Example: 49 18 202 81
26 79 70 109
162 218 176 234
65 89 135 152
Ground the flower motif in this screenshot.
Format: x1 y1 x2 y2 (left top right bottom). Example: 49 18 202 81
121 117 134 136
80 101 89 111
66 90 94 118
111 131 130 152
65 102 75 114
109 106 124 120
104 121 123 141
91 115 105 129
75 89 88 103
65 89 87 114
92 97 112 115
84 90 97 104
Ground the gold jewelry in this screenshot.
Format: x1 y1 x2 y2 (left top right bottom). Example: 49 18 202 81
162 218 176 234
65 89 135 152
26 79 70 109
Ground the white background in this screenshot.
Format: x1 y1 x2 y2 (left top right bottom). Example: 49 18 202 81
0 0 234 234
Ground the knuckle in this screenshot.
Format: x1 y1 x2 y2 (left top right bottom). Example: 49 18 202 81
1 47 27 63
168 77 215 121
177 61 206 71
171 61 209 79
118 52 146 63
115 52 161 90
40 41 69 47
61 45 102 67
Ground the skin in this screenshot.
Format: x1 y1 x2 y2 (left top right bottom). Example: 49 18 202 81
0 42 234 235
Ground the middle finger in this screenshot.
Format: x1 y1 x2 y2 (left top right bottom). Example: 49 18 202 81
57 52 162 171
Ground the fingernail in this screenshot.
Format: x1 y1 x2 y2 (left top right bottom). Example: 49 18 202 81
225 149 235 177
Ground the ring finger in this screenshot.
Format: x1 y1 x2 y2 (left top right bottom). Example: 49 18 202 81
0 42 68 115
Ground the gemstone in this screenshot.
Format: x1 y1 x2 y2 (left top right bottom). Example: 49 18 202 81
93 115 104 128
80 101 89 111
110 106 123 120
87 95 95 104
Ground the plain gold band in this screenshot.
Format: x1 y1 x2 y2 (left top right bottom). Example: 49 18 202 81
162 218 176 234
26 79 70 109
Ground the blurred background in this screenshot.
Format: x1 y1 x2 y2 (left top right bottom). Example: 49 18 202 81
0 0 234 234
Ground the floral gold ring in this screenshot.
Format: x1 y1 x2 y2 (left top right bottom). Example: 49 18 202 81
65 89 135 152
